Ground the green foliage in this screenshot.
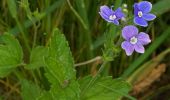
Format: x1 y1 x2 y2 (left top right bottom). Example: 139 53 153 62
7 0 17 18
26 46 47 69
1 0 169 99
36 28 132 100
39 28 80 100
0 27 132 100
21 79 42 100
0 33 23 77
79 76 134 100
152 0 170 15
102 24 120 61
45 28 76 85
37 80 80 100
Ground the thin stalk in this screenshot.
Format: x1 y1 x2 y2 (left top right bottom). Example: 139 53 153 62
14 68 38 86
74 56 102 67
80 61 108 97
14 69 24 81
9 0 66 35
15 63 39 85
15 18 31 52
98 83 136 100
30 70 39 85
67 0 88 30
32 23 38 48
32 21 40 48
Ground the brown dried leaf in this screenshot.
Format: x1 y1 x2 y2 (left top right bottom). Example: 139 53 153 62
132 64 166 94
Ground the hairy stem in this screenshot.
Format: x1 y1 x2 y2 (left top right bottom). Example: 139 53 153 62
74 56 102 67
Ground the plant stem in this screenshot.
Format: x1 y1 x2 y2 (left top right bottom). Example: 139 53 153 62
14 69 24 81
30 70 39 85
66 0 88 30
74 56 102 67
15 18 31 52
80 61 108 97
32 22 39 48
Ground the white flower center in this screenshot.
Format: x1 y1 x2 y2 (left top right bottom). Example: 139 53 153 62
130 36 138 44
109 15 116 20
138 11 143 17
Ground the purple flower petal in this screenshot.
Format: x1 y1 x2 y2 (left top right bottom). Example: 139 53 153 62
100 6 113 16
138 1 152 13
115 7 125 19
134 42 145 53
122 25 138 40
99 12 111 22
121 41 134 56
137 32 151 45
134 3 139 16
134 17 148 27
143 13 156 21
99 6 113 22
112 19 119 25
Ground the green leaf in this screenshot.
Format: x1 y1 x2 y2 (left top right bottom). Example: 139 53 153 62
50 80 80 100
0 33 23 77
45 28 76 85
26 46 47 69
79 76 135 100
37 80 80 100
36 91 53 100
21 79 42 100
38 28 80 100
152 0 170 16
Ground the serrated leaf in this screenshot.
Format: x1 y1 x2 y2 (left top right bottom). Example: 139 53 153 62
26 46 47 69
37 80 80 100
39 28 80 100
45 28 76 85
36 91 53 100
50 80 80 100
79 76 134 100
0 33 23 77
21 79 42 100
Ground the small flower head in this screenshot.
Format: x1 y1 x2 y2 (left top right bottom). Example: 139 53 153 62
121 25 151 56
134 1 156 27
99 5 125 25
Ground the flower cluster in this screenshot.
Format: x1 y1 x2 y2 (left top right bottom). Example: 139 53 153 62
99 1 156 56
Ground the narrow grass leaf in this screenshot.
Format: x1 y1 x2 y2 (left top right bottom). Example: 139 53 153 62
7 0 17 18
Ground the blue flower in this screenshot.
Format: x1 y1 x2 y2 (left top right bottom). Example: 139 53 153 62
121 25 151 56
134 1 156 27
99 5 125 25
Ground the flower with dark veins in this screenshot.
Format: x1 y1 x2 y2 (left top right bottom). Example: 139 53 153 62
99 5 125 25
121 25 151 56
134 1 156 27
